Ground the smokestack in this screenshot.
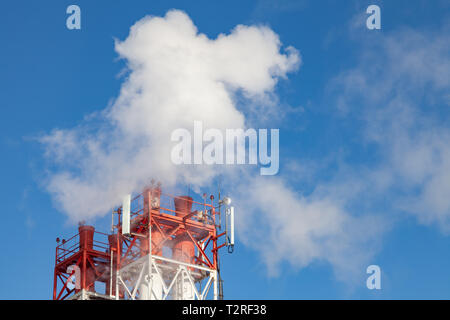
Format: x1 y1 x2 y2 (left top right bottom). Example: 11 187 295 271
173 196 195 264
174 196 193 218
78 225 96 292
78 225 94 250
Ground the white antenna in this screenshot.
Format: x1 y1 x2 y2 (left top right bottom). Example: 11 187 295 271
122 194 131 235
226 206 235 251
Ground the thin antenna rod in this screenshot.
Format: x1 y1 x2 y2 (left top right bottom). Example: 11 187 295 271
218 178 221 229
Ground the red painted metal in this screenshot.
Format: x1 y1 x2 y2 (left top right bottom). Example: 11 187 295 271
174 195 193 217
172 195 196 266
53 225 111 299
53 183 228 300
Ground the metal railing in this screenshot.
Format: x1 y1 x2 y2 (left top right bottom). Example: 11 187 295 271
126 191 215 225
56 230 110 264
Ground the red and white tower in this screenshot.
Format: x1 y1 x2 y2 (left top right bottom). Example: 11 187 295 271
52 183 234 300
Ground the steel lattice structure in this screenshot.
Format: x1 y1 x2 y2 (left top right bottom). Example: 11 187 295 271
53 184 232 300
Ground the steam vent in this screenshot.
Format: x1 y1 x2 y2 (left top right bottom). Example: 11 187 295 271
53 184 235 300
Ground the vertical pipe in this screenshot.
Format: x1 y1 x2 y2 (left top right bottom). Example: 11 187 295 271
82 250 86 291
211 196 216 227
115 235 119 300
53 246 58 300
148 190 152 299
111 209 114 233
109 250 114 298
210 196 218 268
212 194 218 300
201 242 206 266
213 271 218 300
110 209 115 298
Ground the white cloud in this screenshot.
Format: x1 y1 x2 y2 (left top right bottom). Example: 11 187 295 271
329 27 450 231
234 175 384 281
41 9 299 222
40 10 385 281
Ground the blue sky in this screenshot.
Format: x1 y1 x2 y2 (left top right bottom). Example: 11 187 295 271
1 0 450 299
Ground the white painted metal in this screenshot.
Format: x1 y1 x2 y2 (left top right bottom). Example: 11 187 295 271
139 271 163 300
174 269 195 300
213 270 218 300
147 214 152 299
70 253 216 300
122 194 131 235
229 206 235 246
116 254 216 300
226 206 235 247
70 289 114 300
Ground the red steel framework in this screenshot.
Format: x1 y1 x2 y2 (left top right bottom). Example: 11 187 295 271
53 183 229 300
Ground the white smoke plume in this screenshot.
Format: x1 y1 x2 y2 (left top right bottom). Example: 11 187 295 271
234 176 384 280
41 9 379 279
330 27 450 231
41 9 299 221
